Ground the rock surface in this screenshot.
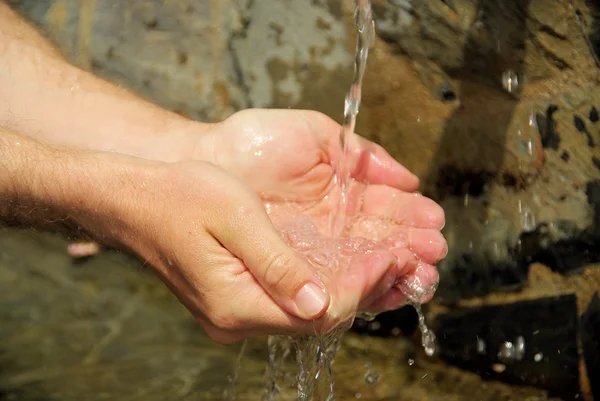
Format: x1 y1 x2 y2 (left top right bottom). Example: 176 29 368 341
7 0 353 122
433 295 581 400
352 0 600 311
581 292 600 400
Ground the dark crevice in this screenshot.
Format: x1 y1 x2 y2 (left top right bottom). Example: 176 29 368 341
538 24 568 41
530 37 572 70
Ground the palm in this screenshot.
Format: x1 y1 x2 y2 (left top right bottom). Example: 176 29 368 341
206 109 445 313
208 109 338 200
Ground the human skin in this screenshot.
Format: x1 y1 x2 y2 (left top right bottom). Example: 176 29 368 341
0 2 446 344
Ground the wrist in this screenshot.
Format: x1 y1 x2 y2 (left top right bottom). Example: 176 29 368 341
146 118 215 164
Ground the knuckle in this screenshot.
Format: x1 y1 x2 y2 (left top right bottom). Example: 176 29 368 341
262 252 297 291
202 325 243 345
210 310 242 332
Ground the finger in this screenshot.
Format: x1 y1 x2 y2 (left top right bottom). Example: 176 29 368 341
361 185 445 229
393 258 439 304
302 110 420 192
208 189 331 321
218 248 399 337
347 217 448 264
380 228 447 264
363 259 439 314
350 135 420 192
363 287 408 315
358 247 414 310
407 229 448 264
359 247 418 313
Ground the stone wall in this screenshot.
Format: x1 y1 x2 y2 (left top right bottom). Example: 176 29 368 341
8 0 353 121
8 0 600 399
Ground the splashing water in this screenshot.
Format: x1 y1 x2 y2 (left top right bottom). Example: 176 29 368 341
242 2 437 400
260 4 377 398
223 340 248 401
330 0 375 238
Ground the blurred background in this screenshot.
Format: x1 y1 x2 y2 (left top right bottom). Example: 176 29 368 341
1 0 599 400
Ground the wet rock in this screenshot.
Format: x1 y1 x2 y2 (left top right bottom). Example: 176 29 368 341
351 305 418 337
432 175 600 305
373 0 597 98
229 0 352 114
433 295 581 400
8 0 353 121
519 227 600 275
513 180 600 275
9 0 252 121
436 254 528 305
581 293 600 400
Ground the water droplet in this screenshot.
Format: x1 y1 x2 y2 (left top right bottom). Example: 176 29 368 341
515 336 526 360
518 200 536 232
498 341 514 363
368 321 381 331
408 358 415 366
498 336 525 364
520 208 536 232
477 337 487 355
423 332 436 357
502 70 519 94
364 371 380 385
492 363 507 373
356 311 376 321
355 394 362 399
534 352 544 362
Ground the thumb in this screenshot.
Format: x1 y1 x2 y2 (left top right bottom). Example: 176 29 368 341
209 197 330 321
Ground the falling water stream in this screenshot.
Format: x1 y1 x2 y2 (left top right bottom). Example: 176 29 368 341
229 2 437 400
330 0 375 239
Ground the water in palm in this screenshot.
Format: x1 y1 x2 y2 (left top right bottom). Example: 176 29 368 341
251 2 434 400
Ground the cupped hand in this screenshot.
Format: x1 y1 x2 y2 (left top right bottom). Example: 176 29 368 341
117 158 443 345
184 109 447 328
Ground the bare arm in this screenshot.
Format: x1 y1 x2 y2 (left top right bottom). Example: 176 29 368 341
0 126 147 244
0 2 209 163
0 125 335 340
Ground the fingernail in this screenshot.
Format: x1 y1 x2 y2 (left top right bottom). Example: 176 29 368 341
295 282 328 319
441 243 449 259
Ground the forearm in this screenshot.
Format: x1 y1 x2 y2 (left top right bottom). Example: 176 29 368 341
0 2 207 163
0 128 75 231
0 126 150 247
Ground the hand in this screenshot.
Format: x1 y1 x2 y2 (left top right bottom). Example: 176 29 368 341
191 109 446 314
89 158 432 344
